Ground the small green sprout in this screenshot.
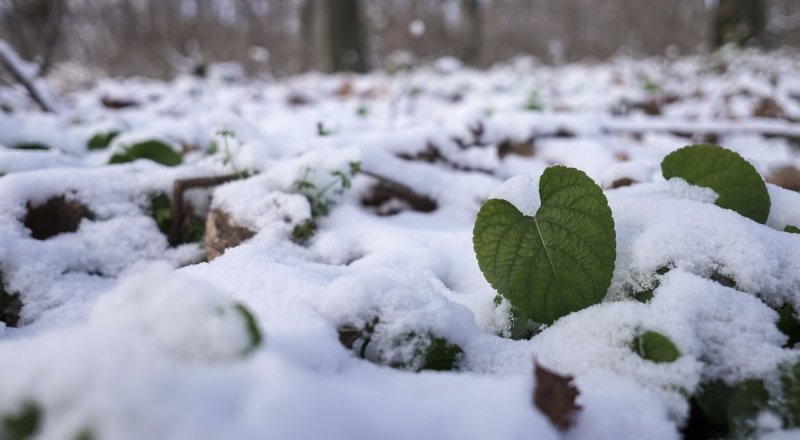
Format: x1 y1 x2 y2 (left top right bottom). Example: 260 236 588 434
291 161 361 242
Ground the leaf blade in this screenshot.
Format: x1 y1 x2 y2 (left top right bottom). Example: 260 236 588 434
109 140 182 167
632 330 681 363
474 166 616 324
661 144 770 223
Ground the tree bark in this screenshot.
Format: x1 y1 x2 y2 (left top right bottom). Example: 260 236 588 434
300 0 316 71
461 0 482 65
713 0 767 48
326 0 369 73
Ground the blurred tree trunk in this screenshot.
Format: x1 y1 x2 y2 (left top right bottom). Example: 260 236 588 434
713 0 767 47
461 0 482 65
300 0 316 71
326 0 369 72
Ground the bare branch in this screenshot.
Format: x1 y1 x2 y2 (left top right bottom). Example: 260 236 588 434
0 39 61 112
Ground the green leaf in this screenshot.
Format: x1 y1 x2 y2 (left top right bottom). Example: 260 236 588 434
73 428 94 440
777 305 800 348
694 379 771 438
776 365 800 428
13 142 49 151
87 130 119 150
633 288 655 303
727 379 771 436
291 218 316 243
234 303 262 354
631 330 681 363
109 140 182 166
695 380 734 431
473 166 616 325
785 225 800 234
661 144 770 223
494 295 540 340
2 403 40 440
419 336 463 371
148 192 172 236
778 359 800 428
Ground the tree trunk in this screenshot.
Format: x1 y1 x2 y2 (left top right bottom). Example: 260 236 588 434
300 0 316 71
461 0 482 66
326 0 368 73
713 0 767 48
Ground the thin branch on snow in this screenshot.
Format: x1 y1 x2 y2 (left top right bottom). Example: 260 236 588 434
0 39 61 113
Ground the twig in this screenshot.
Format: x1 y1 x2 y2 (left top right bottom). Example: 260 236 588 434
0 39 60 112
170 174 240 246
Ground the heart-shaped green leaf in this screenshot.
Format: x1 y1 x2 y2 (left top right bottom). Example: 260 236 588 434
661 144 770 223
473 166 616 325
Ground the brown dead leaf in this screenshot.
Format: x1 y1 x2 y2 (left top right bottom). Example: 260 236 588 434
498 139 536 159
100 96 139 109
533 362 581 430
361 181 437 216
753 98 784 119
614 151 630 162
608 178 637 189
767 166 800 192
336 80 354 97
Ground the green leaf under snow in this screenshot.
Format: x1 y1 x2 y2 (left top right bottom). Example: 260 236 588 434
1 403 40 440
474 166 616 325
695 379 771 438
87 130 120 150
661 144 770 223
778 359 800 428
148 192 172 236
631 331 680 363
727 379 771 436
109 140 182 166
777 305 800 348
785 225 800 234
419 336 463 371
234 303 262 354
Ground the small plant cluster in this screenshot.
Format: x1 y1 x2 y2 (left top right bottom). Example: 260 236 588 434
291 161 361 243
337 317 463 372
147 192 205 246
208 130 254 179
473 144 800 437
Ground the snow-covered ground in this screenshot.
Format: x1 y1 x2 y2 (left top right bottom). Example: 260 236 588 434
1 49 800 440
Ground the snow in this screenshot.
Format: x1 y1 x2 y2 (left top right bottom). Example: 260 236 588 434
1 49 800 439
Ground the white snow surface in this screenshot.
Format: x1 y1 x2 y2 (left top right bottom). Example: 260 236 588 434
0 50 800 439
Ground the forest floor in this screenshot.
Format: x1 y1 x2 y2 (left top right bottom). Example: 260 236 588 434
1 49 800 439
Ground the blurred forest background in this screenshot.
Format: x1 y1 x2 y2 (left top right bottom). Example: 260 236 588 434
1 0 800 80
